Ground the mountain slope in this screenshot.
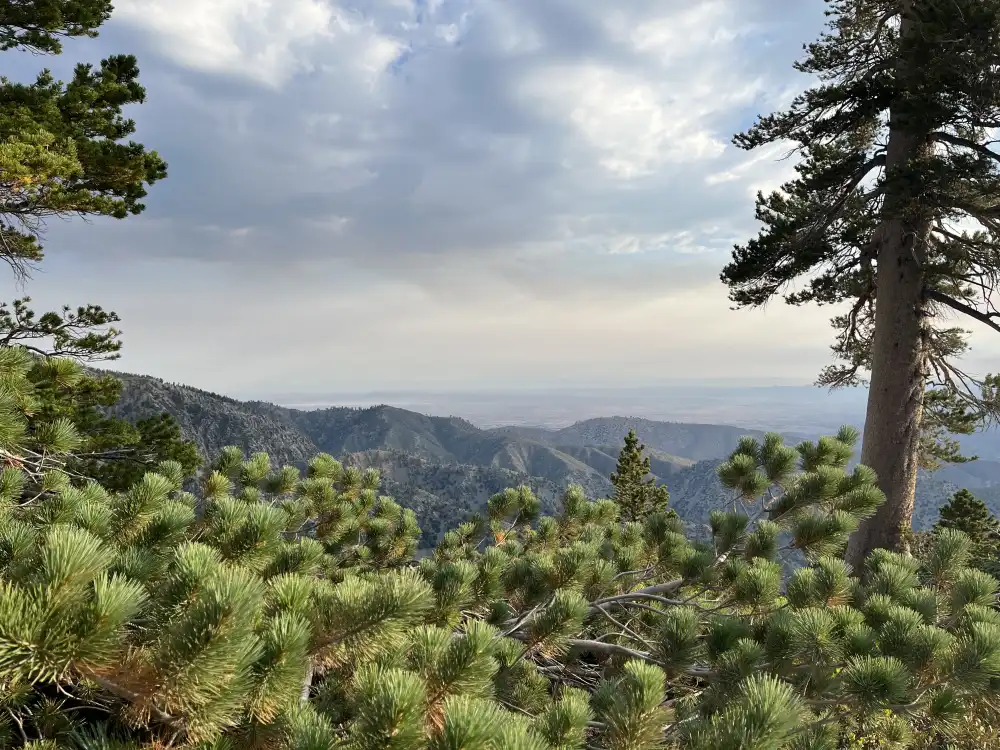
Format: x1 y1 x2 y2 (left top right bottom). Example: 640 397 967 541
342 450 563 546
102 371 1000 543
105 373 319 466
106 372 613 494
490 417 811 462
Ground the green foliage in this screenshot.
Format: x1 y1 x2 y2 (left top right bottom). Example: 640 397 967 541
0 298 122 361
0 0 114 54
0 0 164 275
24 355 200 492
2 351 1000 748
0 57 167 273
610 430 672 523
933 489 1000 569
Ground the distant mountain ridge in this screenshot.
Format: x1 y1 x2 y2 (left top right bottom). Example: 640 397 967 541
105 372 617 499
102 370 1000 544
490 417 811 462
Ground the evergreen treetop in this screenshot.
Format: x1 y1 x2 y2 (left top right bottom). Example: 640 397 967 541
0 0 114 53
934 488 1000 562
609 429 671 523
0 0 165 276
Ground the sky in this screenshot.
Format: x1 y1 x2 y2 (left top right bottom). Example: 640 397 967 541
13 0 1000 397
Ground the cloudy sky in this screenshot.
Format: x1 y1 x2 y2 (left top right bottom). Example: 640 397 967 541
14 0 1000 397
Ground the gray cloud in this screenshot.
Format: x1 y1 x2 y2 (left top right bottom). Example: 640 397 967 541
43 0 818 265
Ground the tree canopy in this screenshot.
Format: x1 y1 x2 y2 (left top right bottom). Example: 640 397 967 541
0 0 114 54
0 0 165 277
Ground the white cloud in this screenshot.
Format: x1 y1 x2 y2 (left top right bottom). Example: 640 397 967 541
518 63 729 177
513 2 768 179
357 33 407 79
605 2 744 63
471 1 543 54
112 0 406 87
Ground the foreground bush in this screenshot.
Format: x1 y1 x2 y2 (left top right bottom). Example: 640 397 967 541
1 351 1000 749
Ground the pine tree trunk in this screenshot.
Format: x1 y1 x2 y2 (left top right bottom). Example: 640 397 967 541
845 2 929 571
845 216 927 570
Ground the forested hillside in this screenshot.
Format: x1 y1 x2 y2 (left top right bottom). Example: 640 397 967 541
102 370 997 544
491 417 810 461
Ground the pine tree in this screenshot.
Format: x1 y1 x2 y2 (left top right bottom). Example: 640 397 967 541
29 362 201 491
0 0 165 276
0 0 186 495
721 0 1000 567
0 0 114 53
0 297 200 491
934 488 1000 564
3 352 1000 748
609 430 671 522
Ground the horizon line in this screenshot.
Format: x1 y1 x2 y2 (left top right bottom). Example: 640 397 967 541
242 381 868 401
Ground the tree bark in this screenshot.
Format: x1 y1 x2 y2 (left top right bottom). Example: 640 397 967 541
845 1 930 572
845 217 927 570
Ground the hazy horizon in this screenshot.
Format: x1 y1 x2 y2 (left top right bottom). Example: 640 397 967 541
262 383 871 434
272 384 1000 460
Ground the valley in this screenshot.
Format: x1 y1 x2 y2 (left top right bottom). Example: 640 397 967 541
106 370 1000 546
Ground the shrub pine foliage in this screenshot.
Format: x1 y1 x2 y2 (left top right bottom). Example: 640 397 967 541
2 352 1000 749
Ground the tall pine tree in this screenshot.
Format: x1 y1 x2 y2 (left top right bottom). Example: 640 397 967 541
609 429 671 522
722 0 1000 567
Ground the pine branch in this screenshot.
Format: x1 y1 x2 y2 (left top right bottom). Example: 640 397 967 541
567 639 652 662
932 131 1000 166
300 660 313 705
926 288 1000 333
797 153 886 249
566 640 719 682
88 675 184 729
589 579 684 613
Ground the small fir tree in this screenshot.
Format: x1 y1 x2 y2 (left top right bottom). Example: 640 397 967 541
934 488 1000 563
609 429 671 522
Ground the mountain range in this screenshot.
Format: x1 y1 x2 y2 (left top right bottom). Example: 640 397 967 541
104 371 1000 546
